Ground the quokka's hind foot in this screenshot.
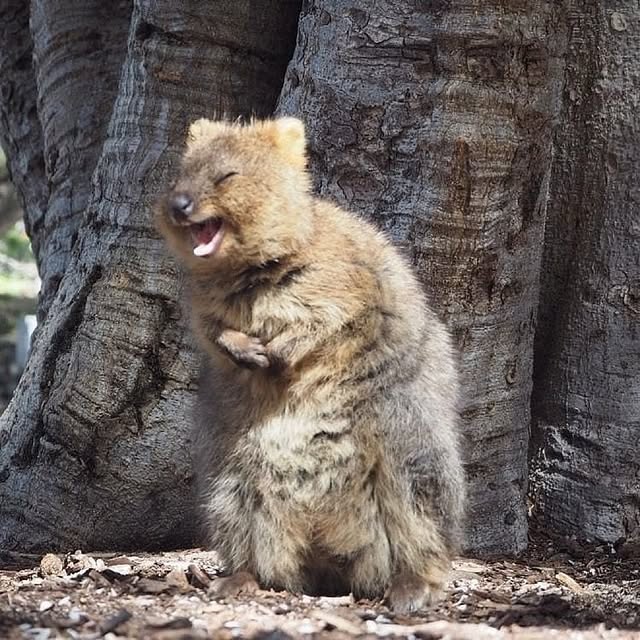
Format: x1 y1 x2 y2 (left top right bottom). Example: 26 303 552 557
208 571 259 599
385 572 445 614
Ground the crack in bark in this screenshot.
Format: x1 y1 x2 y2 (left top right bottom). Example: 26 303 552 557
11 265 103 470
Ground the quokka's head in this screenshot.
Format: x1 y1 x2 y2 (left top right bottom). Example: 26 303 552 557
156 117 313 271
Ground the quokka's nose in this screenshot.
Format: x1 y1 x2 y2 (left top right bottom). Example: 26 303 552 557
169 192 194 221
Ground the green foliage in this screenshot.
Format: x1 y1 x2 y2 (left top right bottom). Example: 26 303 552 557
0 223 33 262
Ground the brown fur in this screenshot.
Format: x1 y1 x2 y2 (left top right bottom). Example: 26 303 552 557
155 117 465 612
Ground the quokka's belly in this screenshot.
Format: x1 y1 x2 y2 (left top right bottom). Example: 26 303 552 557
251 412 377 510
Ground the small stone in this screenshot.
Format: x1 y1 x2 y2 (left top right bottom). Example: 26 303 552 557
137 578 170 594
99 609 131 635
103 564 132 576
166 569 191 592
68 609 88 626
297 620 317 635
20 628 51 640
355 608 377 620
365 620 378 633
223 621 241 628
39 600 54 612
146 616 192 630
274 603 290 615
40 554 64 576
153 630 209 640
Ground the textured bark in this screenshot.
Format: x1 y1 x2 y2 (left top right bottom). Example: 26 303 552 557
531 3 640 543
278 0 564 554
30 0 131 316
0 1 47 249
0 0 300 552
6 0 633 558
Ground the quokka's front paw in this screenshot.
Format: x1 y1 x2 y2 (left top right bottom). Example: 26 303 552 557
216 329 270 369
386 573 442 614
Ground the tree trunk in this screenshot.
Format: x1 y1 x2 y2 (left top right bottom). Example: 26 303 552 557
10 0 628 558
277 0 564 554
0 0 301 552
531 2 640 543
29 0 131 315
0 1 47 247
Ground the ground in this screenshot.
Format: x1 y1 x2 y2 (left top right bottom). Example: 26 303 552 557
1 533 638 639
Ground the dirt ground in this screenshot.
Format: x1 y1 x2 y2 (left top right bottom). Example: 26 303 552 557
1 533 639 640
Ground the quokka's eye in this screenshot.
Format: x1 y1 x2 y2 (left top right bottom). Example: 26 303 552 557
215 172 239 186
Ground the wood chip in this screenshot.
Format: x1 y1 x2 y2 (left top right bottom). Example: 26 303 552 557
555 572 585 593
309 609 363 635
454 559 488 574
187 564 211 588
316 595 353 606
87 569 112 588
101 565 133 580
104 556 132 566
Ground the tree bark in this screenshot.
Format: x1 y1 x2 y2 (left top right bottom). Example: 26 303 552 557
0 0 300 552
9 0 632 557
0 1 48 251
278 0 564 554
531 2 640 543
29 0 131 316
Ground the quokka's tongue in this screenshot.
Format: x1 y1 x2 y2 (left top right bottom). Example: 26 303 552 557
191 220 223 257
193 238 217 257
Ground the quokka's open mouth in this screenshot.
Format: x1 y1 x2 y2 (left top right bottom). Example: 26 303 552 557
190 218 224 257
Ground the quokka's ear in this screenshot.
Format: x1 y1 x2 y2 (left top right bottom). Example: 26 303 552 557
187 118 229 145
266 117 307 168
